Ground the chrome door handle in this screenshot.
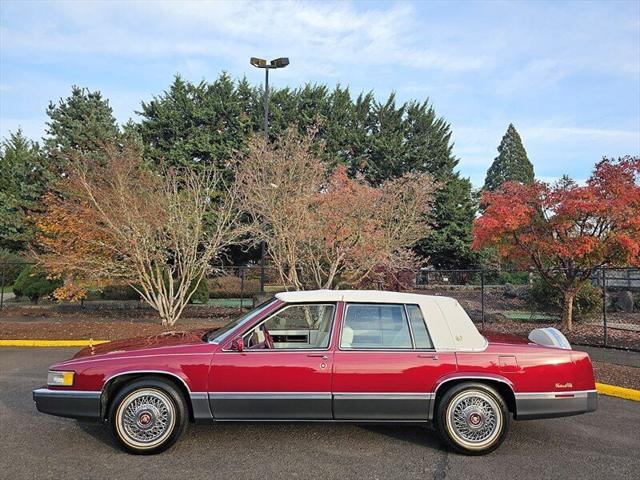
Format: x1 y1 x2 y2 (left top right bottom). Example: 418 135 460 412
307 354 328 359
418 353 438 360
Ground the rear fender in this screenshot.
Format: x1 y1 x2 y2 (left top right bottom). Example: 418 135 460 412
429 373 515 420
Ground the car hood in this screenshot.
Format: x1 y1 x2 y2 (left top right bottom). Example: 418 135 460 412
71 329 210 359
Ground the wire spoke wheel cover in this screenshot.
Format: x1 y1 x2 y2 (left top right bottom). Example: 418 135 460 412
116 388 176 449
445 390 502 450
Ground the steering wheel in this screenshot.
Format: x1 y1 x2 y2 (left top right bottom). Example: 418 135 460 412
262 325 274 349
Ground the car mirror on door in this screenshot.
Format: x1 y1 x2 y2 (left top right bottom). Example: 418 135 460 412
231 337 244 352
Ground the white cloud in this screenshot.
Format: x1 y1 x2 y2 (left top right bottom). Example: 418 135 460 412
0 1 489 78
522 126 640 143
1 0 638 188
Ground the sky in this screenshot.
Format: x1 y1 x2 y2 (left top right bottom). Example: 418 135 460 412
1 0 639 187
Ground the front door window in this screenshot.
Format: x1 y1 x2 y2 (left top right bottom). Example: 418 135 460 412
244 304 335 350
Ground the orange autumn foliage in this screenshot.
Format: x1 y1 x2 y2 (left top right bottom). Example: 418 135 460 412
473 156 640 329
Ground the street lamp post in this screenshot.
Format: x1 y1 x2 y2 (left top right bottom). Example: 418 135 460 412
250 57 289 292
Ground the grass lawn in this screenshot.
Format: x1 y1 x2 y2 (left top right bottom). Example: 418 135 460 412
1 285 13 294
207 298 251 308
264 285 285 293
502 310 559 323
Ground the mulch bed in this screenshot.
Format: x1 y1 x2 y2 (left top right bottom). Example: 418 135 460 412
0 320 229 341
482 318 640 351
0 303 243 320
592 362 640 390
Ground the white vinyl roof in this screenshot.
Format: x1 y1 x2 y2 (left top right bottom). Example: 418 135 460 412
275 290 487 352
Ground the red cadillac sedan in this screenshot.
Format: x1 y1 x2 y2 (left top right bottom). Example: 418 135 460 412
33 290 597 455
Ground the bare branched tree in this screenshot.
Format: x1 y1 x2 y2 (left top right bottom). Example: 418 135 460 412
236 129 436 290
36 142 245 326
235 130 326 290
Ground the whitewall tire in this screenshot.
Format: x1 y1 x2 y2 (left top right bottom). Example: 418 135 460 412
108 378 188 454
435 382 510 455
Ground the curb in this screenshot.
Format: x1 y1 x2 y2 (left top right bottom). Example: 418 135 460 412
596 382 640 401
0 339 110 347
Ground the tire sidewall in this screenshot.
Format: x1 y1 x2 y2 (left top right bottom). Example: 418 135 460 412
435 382 510 455
108 378 188 455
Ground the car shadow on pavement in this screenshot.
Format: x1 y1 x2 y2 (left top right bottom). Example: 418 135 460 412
360 424 445 450
77 422 119 452
75 421 445 453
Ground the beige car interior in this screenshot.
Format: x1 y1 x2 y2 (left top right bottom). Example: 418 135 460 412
245 304 335 349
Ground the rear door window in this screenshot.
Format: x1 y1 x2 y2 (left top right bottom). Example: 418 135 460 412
340 304 412 349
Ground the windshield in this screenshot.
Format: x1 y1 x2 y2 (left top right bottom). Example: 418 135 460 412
204 299 277 343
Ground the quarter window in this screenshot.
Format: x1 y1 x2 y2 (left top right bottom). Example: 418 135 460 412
406 304 434 349
341 304 412 349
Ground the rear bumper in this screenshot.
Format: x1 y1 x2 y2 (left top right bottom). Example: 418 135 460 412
33 388 102 422
515 390 597 420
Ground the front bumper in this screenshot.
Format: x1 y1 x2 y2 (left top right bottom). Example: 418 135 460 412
33 388 102 422
515 390 597 420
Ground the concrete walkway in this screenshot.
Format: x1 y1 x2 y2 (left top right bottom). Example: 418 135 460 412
575 345 640 368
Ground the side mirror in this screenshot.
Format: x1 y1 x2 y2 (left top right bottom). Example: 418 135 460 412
231 337 244 352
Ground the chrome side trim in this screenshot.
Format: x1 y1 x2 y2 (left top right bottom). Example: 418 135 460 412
209 392 331 400
190 392 209 398
515 390 597 420
33 388 101 398
207 392 432 399
514 390 596 400
334 393 434 400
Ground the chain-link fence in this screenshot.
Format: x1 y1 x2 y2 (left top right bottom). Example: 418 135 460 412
411 267 639 351
1 262 638 351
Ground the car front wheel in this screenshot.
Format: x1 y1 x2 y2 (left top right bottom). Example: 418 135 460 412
435 382 510 455
108 378 188 454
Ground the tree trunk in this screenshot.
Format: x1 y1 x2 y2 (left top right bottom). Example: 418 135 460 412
560 289 576 331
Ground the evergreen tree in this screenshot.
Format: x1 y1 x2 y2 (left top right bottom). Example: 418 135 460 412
0 130 53 251
357 93 478 268
134 74 478 268
415 174 478 269
483 123 534 191
44 86 120 165
136 74 254 171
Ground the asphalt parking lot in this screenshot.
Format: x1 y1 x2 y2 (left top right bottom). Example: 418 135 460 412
1 348 639 480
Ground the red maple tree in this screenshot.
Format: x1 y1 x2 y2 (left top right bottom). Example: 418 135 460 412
473 156 640 330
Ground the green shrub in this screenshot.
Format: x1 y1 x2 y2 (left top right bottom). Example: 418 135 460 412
188 277 210 304
497 270 530 285
527 277 601 319
12 265 62 303
101 284 141 301
0 249 29 286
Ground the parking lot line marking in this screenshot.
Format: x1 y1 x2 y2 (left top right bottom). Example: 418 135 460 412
596 383 640 402
0 339 110 347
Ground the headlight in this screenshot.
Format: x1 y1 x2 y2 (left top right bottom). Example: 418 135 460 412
47 371 74 386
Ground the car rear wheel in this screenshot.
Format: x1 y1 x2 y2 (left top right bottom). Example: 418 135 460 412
435 382 510 455
108 378 188 454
